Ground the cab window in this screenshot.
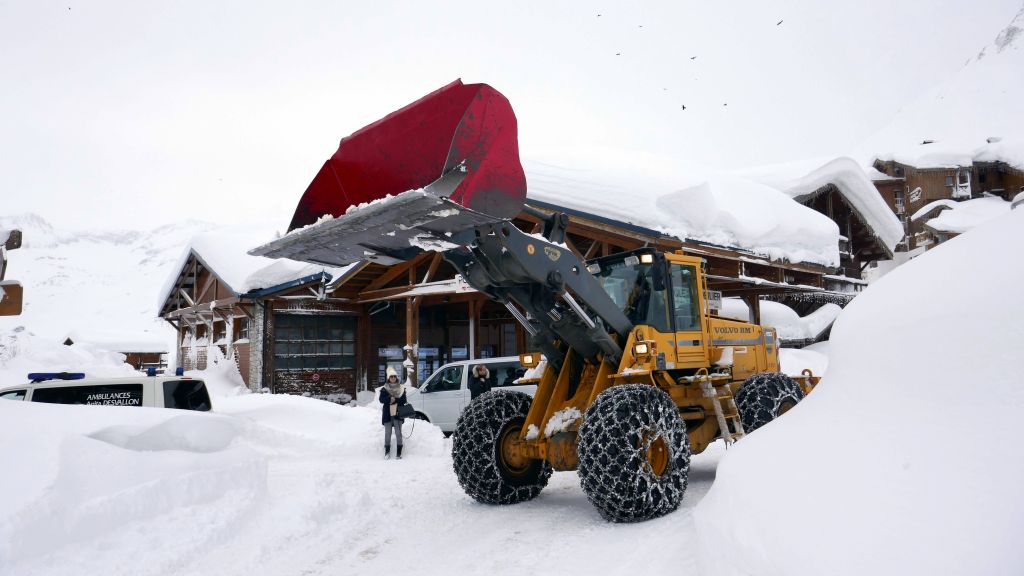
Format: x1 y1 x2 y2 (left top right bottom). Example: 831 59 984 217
163 380 211 412
424 366 463 392
671 264 701 332
595 255 671 332
0 389 26 401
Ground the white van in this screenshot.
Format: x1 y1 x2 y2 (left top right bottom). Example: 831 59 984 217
0 373 213 411
406 356 536 433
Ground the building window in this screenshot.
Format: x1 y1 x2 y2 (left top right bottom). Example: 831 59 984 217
237 317 249 340
273 314 356 371
945 175 954 187
894 190 905 214
214 322 227 343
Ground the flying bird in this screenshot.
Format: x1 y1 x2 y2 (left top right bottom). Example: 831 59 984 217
690 56 697 60
777 19 783 26
680 104 687 110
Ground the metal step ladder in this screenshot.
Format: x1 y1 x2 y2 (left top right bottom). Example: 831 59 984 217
699 379 746 445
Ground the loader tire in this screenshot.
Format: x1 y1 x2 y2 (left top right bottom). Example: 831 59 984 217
452 390 552 505
577 384 690 523
735 372 804 434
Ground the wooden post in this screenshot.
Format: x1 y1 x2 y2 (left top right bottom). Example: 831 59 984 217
405 264 419 386
405 298 420 387
741 294 762 325
358 306 371 392
468 299 477 360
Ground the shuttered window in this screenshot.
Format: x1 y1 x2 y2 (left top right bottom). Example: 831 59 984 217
273 314 356 370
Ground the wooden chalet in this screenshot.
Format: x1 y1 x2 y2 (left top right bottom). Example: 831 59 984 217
160 200 862 400
872 157 1024 250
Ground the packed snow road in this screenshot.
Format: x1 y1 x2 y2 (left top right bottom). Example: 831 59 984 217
0 391 724 576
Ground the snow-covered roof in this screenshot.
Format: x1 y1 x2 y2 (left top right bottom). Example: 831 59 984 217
910 199 958 222
923 196 1012 234
873 138 1024 171
865 166 903 181
738 157 905 257
522 148 841 267
157 224 355 313
63 329 169 354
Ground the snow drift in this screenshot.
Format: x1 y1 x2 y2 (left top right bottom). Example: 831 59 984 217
695 208 1024 575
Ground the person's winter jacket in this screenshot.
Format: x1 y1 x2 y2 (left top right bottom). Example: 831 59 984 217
468 372 491 399
379 386 408 424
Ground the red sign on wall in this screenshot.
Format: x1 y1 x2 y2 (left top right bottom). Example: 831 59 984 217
311 373 320 382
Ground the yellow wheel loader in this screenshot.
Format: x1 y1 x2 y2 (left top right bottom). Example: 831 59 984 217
253 80 819 522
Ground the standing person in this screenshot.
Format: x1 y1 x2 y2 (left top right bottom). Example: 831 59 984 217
468 364 491 399
379 367 407 459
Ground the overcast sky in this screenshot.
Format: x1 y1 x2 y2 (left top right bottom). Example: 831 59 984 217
1 0 1019 231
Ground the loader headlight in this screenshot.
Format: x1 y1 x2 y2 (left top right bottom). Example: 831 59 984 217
519 353 539 368
639 253 654 264
633 342 650 356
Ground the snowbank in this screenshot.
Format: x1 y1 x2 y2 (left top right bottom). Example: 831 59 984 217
719 299 841 341
739 156 904 255
0 328 140 384
62 328 169 353
0 382 448 574
523 148 841 267
778 347 828 378
695 208 1024 575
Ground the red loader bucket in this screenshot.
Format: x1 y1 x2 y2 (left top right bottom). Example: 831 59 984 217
252 80 526 267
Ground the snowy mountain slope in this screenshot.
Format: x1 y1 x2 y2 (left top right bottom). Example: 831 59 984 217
0 214 219 369
695 208 1024 575
857 4 1024 168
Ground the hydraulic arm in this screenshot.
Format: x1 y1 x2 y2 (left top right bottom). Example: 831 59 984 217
442 212 633 373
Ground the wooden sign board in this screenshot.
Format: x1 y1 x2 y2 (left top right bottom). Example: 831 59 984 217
0 281 23 316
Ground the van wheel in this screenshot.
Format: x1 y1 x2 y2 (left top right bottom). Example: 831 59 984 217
734 372 804 433
453 390 551 505
577 384 690 523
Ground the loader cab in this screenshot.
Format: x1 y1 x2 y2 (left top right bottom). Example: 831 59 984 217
587 249 711 368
